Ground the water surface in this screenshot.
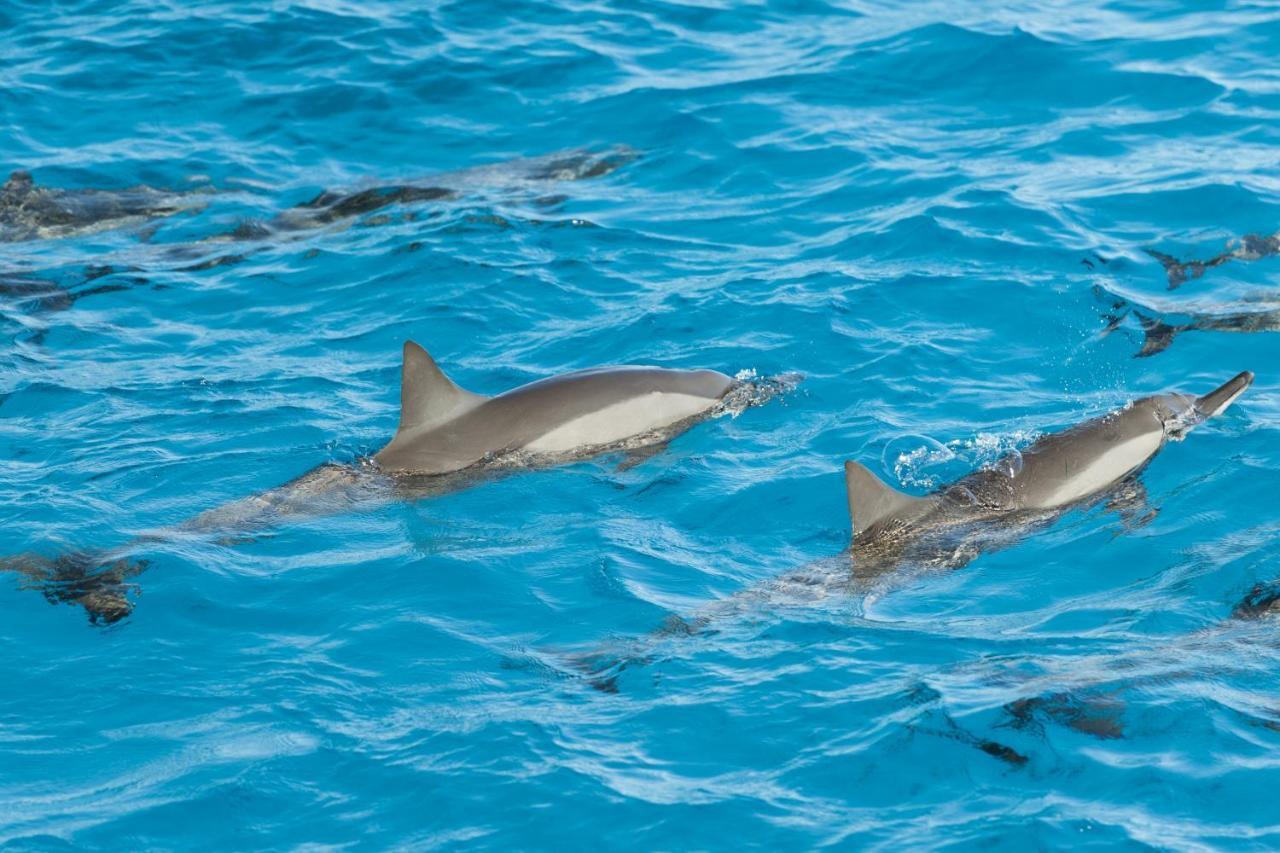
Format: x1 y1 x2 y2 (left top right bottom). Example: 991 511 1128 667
3 1 1280 848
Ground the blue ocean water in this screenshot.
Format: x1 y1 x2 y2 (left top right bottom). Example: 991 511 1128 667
3 0 1280 847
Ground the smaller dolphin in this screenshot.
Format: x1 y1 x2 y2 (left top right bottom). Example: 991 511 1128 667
997 578 1280 749
568 374 1253 692
0 170 209 242
844 372 1253 572
1133 309 1280 358
221 147 638 239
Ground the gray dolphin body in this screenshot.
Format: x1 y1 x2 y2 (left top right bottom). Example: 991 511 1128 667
4 341 770 623
374 342 731 474
573 373 1253 691
0 170 208 242
844 372 1253 574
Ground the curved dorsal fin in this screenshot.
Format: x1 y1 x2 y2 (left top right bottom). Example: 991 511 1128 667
844 460 933 538
396 340 485 433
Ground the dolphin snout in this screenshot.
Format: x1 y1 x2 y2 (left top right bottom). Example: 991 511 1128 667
1196 371 1254 419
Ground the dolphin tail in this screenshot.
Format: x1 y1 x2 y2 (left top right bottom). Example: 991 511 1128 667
914 712 1029 767
843 461 936 539
1131 311 1181 358
1195 371 1254 419
1 551 143 624
1144 248 1190 289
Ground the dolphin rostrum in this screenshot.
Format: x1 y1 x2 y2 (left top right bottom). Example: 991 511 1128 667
569 373 1253 692
2 341 790 623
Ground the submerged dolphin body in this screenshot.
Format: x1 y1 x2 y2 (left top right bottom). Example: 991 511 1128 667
571 374 1253 691
219 147 638 240
967 579 1280 757
0 149 639 302
4 341 787 623
0 170 209 242
1096 287 1280 358
1147 232 1280 289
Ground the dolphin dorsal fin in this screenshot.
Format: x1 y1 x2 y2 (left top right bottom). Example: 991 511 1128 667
396 341 485 433
844 460 933 538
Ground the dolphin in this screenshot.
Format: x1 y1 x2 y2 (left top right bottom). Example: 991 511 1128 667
568 373 1253 692
0 148 639 300
987 577 1280 753
878 576 1280 770
1096 287 1280 358
843 371 1253 572
216 147 638 240
373 342 731 474
1146 231 1280 289
0 169 209 242
2 341 790 623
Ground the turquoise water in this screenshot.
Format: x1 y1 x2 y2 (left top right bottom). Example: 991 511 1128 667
4 1 1280 847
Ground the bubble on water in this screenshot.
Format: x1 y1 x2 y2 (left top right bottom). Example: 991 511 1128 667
958 430 1039 468
716 371 803 417
944 484 978 506
885 434 954 489
997 449 1024 479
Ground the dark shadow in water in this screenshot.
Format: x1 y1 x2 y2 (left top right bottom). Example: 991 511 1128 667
988 580 1280 750
0 148 639 320
1145 231 1280 289
0 169 211 243
1094 283 1280 358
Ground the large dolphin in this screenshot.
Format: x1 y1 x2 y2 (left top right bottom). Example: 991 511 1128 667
570 373 1253 691
2 341 789 623
373 341 730 474
0 170 209 242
